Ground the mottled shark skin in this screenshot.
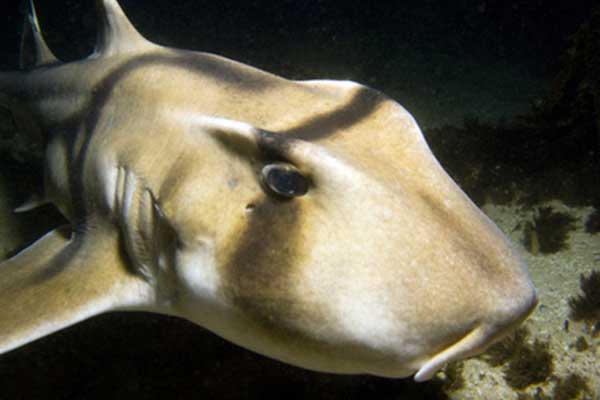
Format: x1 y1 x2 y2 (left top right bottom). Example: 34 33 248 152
0 0 537 381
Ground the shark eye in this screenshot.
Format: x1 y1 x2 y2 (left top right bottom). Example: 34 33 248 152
260 163 309 198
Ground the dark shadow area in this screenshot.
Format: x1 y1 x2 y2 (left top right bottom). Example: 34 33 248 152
0 313 460 400
427 8 600 208
0 105 66 257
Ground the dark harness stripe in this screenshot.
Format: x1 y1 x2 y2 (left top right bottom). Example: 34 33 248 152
282 86 384 141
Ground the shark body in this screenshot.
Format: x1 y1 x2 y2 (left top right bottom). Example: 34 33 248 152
0 0 537 381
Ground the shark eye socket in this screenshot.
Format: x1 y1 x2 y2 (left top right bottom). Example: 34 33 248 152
261 163 309 198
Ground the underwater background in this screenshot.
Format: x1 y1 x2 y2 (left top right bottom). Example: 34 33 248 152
0 0 599 399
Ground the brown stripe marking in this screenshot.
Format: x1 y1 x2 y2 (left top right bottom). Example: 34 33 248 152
282 86 385 141
219 195 316 337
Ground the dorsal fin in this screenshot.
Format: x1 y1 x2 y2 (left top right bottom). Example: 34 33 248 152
20 0 59 69
94 0 154 57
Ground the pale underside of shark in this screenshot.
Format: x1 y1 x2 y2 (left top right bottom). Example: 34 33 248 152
0 0 537 382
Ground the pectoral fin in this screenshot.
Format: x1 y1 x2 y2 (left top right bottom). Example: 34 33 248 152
0 225 152 354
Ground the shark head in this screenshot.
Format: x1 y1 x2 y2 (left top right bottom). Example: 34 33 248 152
156 111 538 380
0 0 537 381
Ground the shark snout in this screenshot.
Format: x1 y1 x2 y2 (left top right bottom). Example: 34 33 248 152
492 266 538 334
414 278 538 382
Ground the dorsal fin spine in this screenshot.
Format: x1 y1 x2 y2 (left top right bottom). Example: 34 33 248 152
20 0 59 69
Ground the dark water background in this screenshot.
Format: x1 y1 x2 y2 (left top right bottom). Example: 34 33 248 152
0 1 597 399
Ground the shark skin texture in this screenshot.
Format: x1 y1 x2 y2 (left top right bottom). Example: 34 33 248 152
0 0 537 382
